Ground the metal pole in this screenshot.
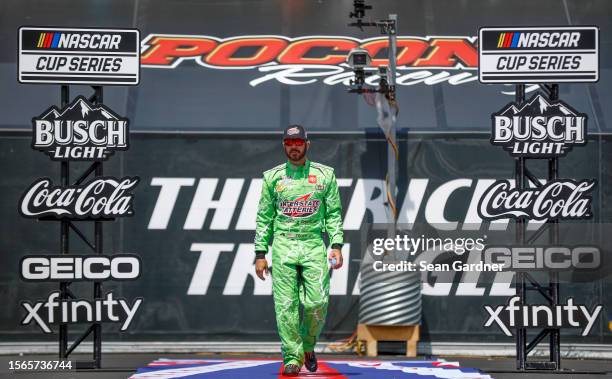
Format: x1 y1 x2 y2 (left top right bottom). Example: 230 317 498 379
388 14 397 231
59 85 70 359
388 14 397 91
514 84 526 370
93 86 103 369
548 84 561 369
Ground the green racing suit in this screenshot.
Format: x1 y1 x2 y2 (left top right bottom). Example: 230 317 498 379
254 159 344 367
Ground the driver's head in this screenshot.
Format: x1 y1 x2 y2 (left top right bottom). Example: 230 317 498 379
282 125 309 162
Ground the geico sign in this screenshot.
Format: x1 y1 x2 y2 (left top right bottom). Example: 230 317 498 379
20 255 141 281
483 246 600 271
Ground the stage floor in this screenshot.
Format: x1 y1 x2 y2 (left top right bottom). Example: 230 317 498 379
2 353 611 378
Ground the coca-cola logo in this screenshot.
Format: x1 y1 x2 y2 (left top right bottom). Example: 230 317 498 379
31 96 129 161
19 176 139 219
491 94 587 158
477 179 595 221
279 193 321 218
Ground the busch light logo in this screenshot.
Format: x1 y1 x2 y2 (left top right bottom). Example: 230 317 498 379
477 179 595 221
32 96 129 161
491 93 587 157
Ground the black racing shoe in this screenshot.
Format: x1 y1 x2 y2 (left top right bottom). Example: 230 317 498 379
283 364 301 376
304 351 318 372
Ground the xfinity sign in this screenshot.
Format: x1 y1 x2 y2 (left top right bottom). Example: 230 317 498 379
484 296 602 337
478 26 599 83
21 291 142 333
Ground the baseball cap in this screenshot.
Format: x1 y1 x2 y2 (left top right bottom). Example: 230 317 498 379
283 124 308 140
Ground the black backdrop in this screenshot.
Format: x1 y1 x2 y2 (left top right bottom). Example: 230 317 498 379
1 133 610 343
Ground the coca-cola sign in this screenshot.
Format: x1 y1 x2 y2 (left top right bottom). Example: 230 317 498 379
477 179 595 221
19 176 139 219
31 96 129 161
491 93 587 158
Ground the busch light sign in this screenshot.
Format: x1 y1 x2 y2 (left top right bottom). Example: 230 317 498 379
31 96 129 161
491 94 587 158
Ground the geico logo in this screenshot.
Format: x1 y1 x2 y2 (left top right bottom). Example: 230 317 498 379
140 35 477 68
21 255 140 281
483 246 600 270
34 120 127 147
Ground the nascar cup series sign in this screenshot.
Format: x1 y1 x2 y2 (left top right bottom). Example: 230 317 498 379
478 26 599 83
18 27 140 85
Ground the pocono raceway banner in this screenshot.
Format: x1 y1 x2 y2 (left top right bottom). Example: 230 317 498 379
1 0 611 131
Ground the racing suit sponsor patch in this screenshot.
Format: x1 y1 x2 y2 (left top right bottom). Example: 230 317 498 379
279 193 321 218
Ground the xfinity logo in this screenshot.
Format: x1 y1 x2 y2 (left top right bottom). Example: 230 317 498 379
21 255 141 281
484 296 602 336
21 291 142 333
32 96 129 161
491 94 587 158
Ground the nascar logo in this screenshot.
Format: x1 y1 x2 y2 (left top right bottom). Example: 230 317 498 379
496 31 580 49
35 32 121 50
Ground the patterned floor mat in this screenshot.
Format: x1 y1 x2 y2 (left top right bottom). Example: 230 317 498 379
129 358 493 378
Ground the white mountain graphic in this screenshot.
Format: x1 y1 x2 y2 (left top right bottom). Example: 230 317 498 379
39 97 118 121
500 94 575 117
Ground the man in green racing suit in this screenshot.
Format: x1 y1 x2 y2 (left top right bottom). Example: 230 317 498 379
254 125 344 376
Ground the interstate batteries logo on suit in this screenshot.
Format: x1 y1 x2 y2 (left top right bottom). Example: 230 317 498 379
18 27 140 85
32 96 129 160
279 193 321 218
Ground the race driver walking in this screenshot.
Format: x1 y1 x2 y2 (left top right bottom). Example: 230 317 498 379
254 125 344 376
